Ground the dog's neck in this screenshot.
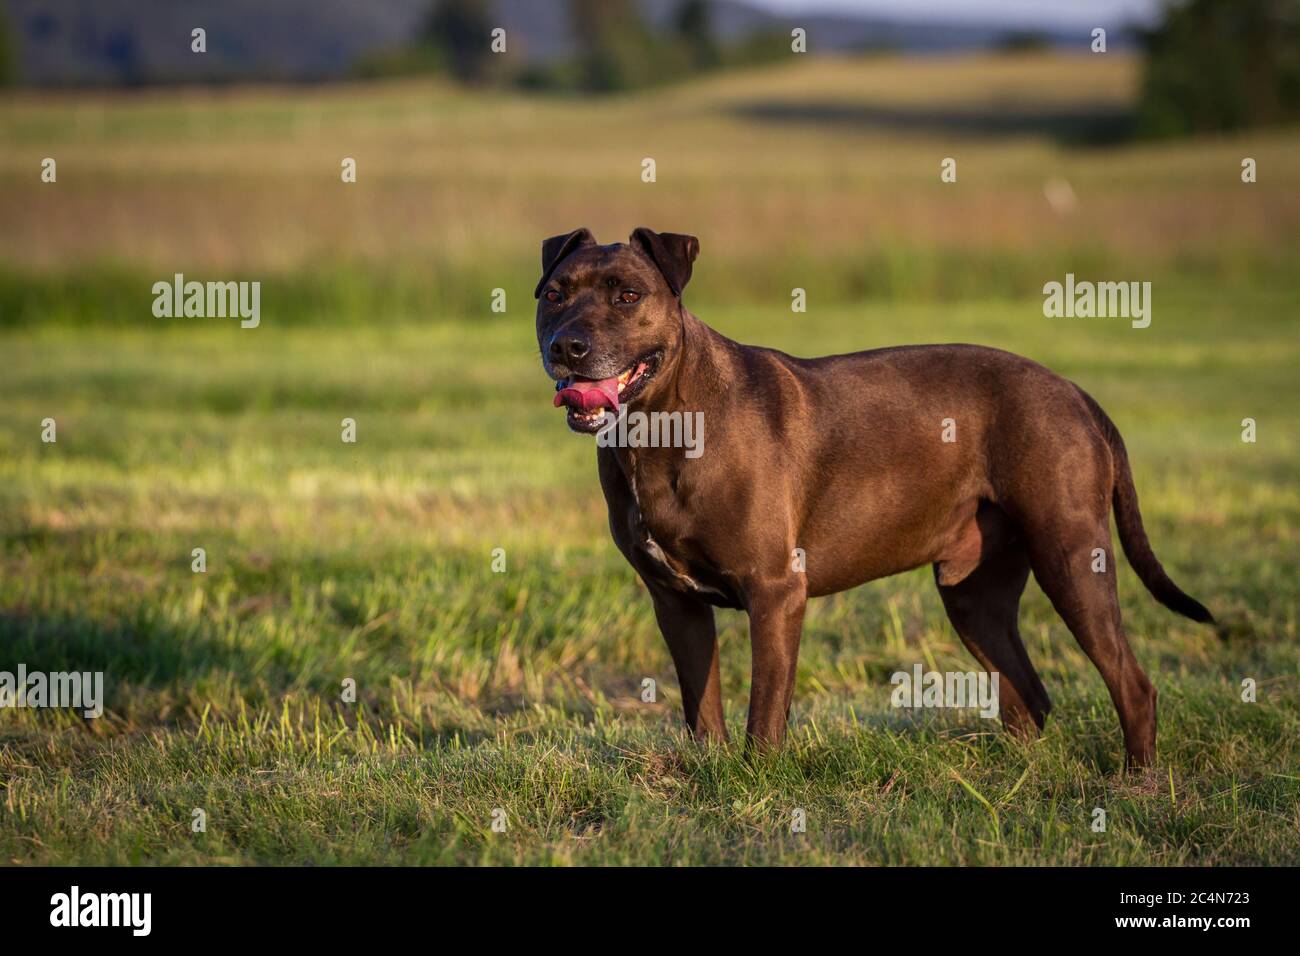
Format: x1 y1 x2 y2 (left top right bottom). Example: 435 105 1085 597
609 305 734 487
644 305 733 415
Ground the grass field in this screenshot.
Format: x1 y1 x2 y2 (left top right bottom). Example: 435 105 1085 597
1 53 1297 865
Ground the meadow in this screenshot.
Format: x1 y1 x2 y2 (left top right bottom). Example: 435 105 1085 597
0 53 1296 865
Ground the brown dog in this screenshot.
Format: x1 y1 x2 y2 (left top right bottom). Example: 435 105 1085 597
536 226 1213 769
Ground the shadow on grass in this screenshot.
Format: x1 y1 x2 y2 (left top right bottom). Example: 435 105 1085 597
0 608 259 699
729 99 1135 145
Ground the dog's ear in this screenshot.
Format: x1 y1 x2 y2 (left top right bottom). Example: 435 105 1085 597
535 228 596 298
629 227 700 298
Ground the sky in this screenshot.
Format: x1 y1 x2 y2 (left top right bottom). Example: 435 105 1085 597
742 0 1166 29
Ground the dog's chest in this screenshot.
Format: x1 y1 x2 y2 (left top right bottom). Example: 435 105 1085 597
624 464 729 602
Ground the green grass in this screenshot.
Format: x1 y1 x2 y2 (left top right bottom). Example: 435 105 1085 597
1 52 1297 865
1 277 1297 865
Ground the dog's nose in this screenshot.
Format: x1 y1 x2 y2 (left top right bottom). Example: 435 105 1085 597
549 334 591 365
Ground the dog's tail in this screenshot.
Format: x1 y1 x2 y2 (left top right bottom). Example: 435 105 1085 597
1078 389 1214 624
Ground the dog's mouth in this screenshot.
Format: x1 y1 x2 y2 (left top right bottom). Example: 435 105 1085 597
552 351 661 433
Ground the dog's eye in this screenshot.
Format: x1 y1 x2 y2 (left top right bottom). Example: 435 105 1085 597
544 290 562 303
617 290 640 304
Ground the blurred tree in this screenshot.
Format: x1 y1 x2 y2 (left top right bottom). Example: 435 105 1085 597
675 0 721 71
425 0 496 84
520 0 779 94
0 7 14 86
1138 0 1300 137
570 0 666 92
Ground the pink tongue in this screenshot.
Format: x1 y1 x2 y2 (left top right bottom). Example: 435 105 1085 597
553 377 620 413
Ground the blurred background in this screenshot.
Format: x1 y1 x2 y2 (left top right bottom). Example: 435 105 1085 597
0 0 1296 864
1 0 1296 288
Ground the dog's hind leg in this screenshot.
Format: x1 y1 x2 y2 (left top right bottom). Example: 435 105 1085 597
934 543 1053 739
1024 523 1158 770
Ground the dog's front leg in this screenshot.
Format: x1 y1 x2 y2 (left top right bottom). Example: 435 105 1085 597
649 584 727 742
744 580 807 751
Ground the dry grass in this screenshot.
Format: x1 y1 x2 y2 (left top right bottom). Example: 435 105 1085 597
2 53 1298 274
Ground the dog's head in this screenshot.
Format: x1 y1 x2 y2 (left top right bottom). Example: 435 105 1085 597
535 226 699 433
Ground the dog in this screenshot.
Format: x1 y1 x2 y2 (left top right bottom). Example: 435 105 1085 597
535 226 1213 769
